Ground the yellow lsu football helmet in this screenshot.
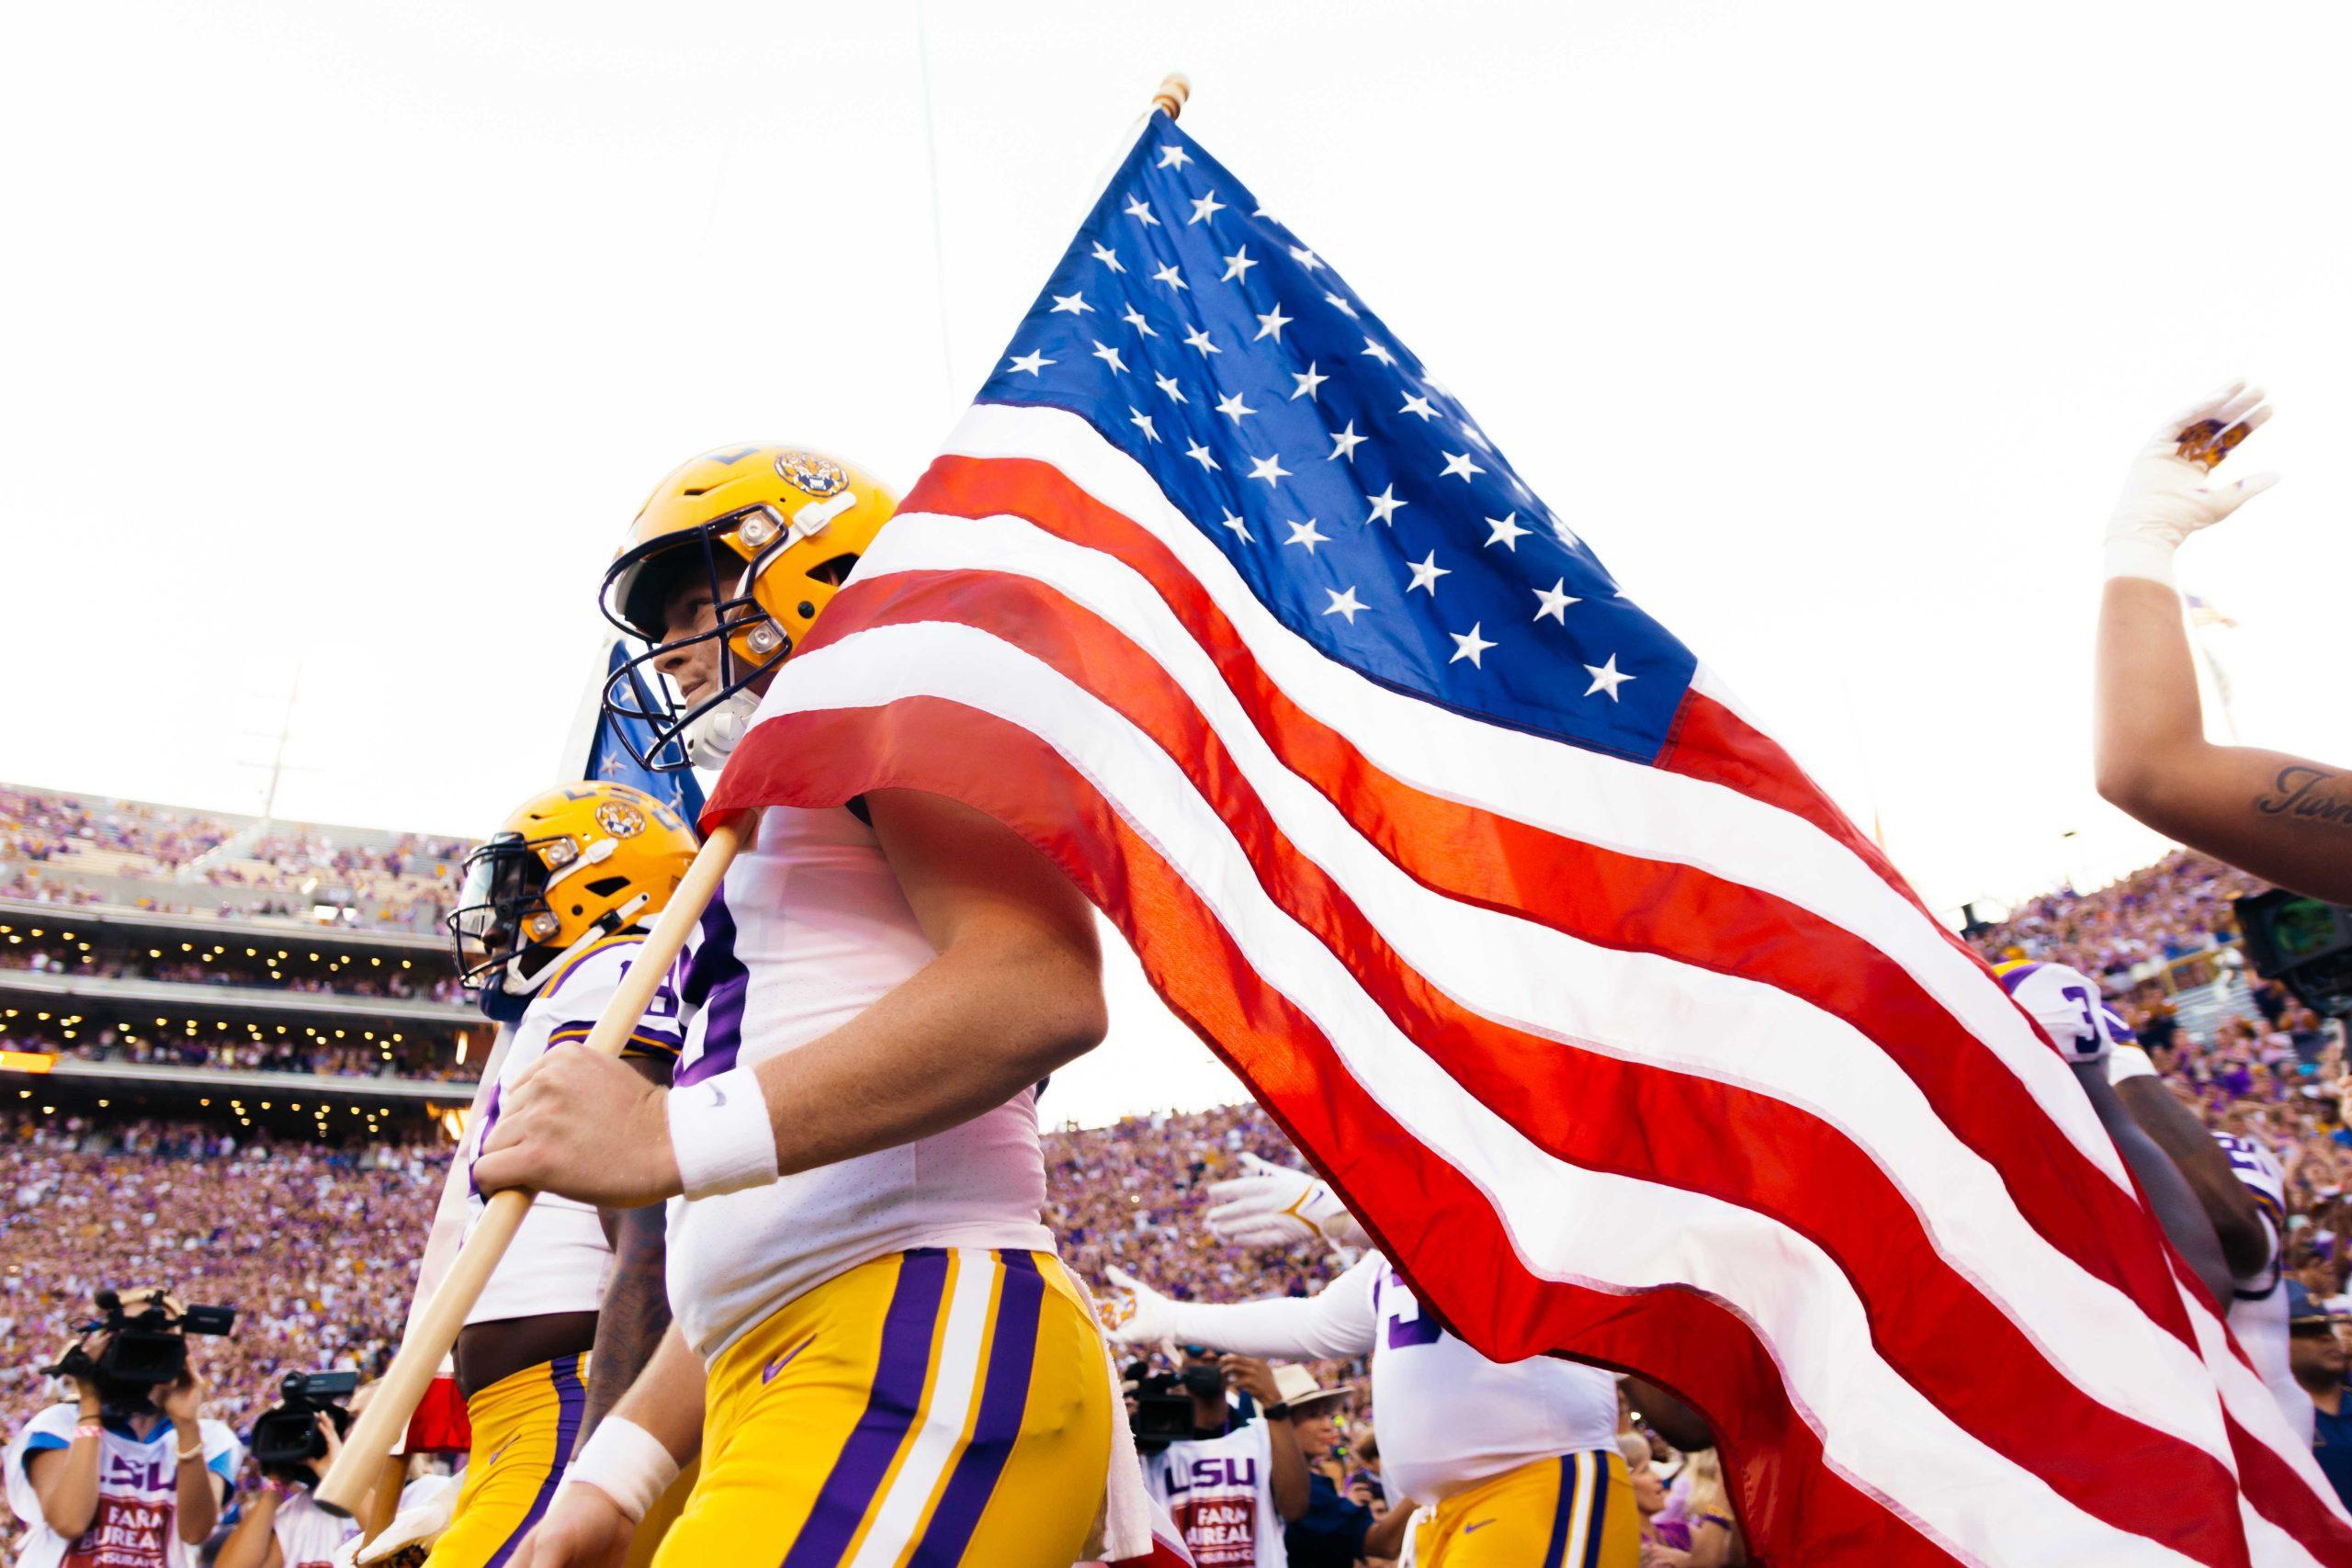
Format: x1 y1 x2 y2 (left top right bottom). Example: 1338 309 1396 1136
449 782 698 995
599 444 899 771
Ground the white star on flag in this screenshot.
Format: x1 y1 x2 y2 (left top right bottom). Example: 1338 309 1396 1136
1442 451 1487 482
1185 441 1219 471
1122 306 1158 338
1248 452 1292 487
1006 351 1053 377
1283 516 1328 551
1400 391 1439 421
1218 509 1250 543
1051 291 1092 315
1183 326 1220 356
1582 654 1634 700
1090 341 1127 374
1363 337 1396 366
1221 246 1257 284
1128 409 1159 443
1216 390 1256 423
1091 243 1124 273
1154 372 1186 403
1407 550 1451 595
1291 364 1328 400
1448 623 1496 666
1125 195 1159 226
1323 585 1370 624
1189 191 1227 225
1365 485 1407 525
1151 263 1187 292
1485 512 1530 549
1329 422 1365 461
1254 306 1293 343
1156 143 1191 169
1532 580 1580 622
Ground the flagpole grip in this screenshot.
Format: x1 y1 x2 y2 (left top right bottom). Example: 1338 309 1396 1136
316 813 752 1518
1150 73 1191 120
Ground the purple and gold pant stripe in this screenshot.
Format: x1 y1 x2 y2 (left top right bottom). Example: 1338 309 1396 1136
657 1247 1108 1568
423 1353 588 1568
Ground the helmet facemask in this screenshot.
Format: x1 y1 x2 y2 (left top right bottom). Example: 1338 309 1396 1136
600 511 798 773
447 831 642 995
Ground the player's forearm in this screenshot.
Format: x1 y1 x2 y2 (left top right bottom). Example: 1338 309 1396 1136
2094 577 2207 807
2076 1063 2232 1306
1162 1294 1369 1361
606 1323 706 1469
746 935 1104 1179
2096 579 2352 899
581 1203 673 1450
1363 1497 1414 1560
2115 1076 2271 1281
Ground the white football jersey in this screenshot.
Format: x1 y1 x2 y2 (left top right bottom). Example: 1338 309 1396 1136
463 934 687 1326
1166 1253 1620 1507
665 805 1053 1359
2213 1130 2309 1443
4 1405 241 1568
1143 1416 1287 1568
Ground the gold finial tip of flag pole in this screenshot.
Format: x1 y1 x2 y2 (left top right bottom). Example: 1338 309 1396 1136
1150 73 1192 119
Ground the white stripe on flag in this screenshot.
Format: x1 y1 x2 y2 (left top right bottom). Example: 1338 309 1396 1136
752 620 2222 1567
936 403 2120 1182
852 510 2222 1454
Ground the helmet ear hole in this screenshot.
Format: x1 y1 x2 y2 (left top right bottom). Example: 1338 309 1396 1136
585 876 630 897
808 553 857 588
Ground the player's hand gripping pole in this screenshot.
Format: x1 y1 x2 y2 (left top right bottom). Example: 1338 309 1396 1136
315 813 751 1518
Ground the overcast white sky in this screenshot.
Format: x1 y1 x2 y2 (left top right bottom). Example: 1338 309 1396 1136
6 1 2349 1122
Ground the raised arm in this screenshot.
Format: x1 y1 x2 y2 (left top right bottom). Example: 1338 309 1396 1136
2094 384 2352 901
2112 1064 2272 1283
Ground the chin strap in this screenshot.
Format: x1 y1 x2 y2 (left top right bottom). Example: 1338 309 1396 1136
501 892 653 997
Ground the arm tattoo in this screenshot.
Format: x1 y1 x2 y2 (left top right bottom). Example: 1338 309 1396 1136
2256 765 2352 828
577 1202 673 1450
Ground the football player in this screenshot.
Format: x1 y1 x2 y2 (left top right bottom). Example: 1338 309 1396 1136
424 782 696 1568
1100 1160 1649 1568
475 446 1120 1567
1990 959 2235 1309
1999 962 2303 1437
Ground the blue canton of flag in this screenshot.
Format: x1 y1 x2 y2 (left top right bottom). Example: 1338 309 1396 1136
975 121 1695 763
590 641 706 821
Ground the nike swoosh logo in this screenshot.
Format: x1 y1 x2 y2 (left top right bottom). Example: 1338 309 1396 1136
1463 1519 1497 1533
762 1334 817 1384
707 1084 729 1109
486 1435 519 1469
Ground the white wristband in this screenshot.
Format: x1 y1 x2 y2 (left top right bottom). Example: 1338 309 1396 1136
2102 535 2178 589
562 1416 679 1524
666 1067 779 1200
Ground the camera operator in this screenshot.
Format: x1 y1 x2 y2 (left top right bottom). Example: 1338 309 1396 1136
1134 1350 1307 1568
217 1374 363 1568
3 1288 242 1568
2095 382 2352 903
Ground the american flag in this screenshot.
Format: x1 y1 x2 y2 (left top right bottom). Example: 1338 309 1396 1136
706 114 2351 1564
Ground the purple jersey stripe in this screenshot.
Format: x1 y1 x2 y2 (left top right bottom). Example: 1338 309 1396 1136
466 1081 505 1199
485 1354 586 1568
907 1251 1047 1565
676 889 750 1089
783 1248 952 1568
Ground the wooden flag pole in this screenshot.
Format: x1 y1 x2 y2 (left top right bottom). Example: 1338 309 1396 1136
316 813 752 1517
1150 73 1191 119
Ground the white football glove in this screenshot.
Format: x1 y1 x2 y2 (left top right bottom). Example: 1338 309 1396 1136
1203 1153 1369 1249
1099 1265 1182 1354
2106 382 2277 588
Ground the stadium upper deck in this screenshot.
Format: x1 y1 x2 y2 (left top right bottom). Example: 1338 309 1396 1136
0 785 486 1137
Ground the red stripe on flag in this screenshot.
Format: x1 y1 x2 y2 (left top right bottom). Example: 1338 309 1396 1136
752 594 2250 1562
869 456 2195 1332
707 696 1977 1567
